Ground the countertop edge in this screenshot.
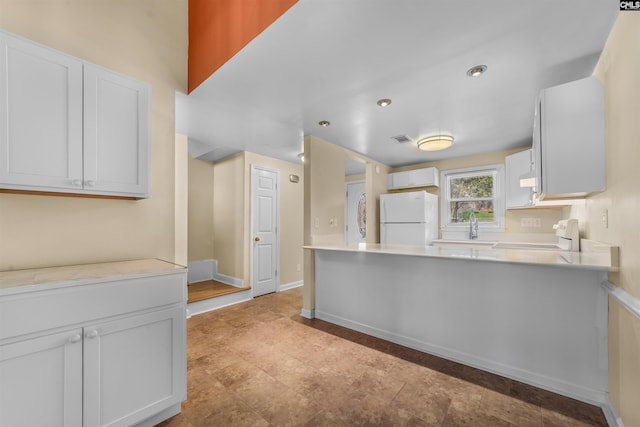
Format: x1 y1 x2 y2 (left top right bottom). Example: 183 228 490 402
303 244 615 272
0 259 187 296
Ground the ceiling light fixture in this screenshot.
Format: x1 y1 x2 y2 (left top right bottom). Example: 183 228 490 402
318 120 330 127
466 65 487 77
416 135 454 151
377 98 392 107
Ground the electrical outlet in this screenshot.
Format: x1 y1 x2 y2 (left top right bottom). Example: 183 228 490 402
314 217 320 228
602 209 608 228
521 218 541 228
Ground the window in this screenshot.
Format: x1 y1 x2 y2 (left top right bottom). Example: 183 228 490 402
441 165 505 231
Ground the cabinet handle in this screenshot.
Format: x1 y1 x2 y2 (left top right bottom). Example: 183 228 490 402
85 330 99 339
72 179 82 187
68 334 82 344
85 180 96 187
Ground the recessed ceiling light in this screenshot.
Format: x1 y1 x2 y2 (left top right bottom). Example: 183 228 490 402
377 98 392 107
417 135 454 151
466 65 487 77
318 120 330 127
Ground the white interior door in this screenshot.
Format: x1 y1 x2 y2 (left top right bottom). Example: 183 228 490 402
345 181 366 245
251 166 279 297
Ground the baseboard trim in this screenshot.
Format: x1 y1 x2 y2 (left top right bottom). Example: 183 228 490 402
213 270 244 288
133 403 181 427
187 259 214 284
300 308 315 319
315 310 608 406
187 259 244 288
602 281 640 321
280 280 303 292
602 396 625 427
187 289 252 317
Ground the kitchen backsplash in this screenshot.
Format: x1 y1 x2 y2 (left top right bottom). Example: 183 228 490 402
505 208 564 234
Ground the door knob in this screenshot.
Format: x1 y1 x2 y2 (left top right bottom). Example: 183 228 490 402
254 236 261 242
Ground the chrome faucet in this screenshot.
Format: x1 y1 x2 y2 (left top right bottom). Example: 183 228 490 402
469 212 479 240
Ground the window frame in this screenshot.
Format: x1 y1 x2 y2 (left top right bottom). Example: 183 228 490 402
440 164 505 233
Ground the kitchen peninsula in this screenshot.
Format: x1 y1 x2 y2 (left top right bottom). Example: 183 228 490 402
303 241 617 406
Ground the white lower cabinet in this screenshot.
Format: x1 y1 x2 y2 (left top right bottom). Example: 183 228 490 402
0 329 84 427
0 261 186 427
83 307 184 427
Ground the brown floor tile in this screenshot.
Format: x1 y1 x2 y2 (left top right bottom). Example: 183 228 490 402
197 393 269 427
157 289 608 427
443 401 510 427
154 412 194 427
482 389 543 427
392 381 453 425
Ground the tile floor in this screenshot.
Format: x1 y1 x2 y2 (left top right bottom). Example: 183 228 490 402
157 288 608 427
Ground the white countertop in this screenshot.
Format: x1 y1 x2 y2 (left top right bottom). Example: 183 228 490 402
0 259 187 296
304 240 618 271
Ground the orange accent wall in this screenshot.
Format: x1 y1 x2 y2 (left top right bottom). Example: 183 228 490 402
188 0 298 93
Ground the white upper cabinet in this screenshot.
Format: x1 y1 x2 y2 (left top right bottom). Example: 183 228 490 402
388 167 439 190
0 31 150 198
0 32 84 191
505 149 534 209
83 65 150 197
533 76 604 200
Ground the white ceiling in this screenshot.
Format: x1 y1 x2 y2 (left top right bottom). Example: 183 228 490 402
176 0 618 168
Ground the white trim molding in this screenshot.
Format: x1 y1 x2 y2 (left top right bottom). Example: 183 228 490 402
187 259 244 288
280 280 303 292
602 395 626 427
186 289 251 317
187 259 214 284
300 308 315 319
602 281 640 321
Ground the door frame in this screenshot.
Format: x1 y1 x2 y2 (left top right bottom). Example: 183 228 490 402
249 164 280 297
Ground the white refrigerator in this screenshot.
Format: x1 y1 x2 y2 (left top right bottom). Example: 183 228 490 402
380 191 438 245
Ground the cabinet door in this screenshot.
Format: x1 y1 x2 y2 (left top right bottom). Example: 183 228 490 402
538 77 604 198
0 32 83 191
506 149 534 209
388 171 411 189
83 64 150 197
83 306 186 427
411 167 439 187
0 329 83 427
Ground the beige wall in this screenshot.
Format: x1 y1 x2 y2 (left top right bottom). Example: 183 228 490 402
188 155 215 262
576 13 640 426
393 148 564 235
175 134 189 266
0 0 188 270
302 135 390 312
366 162 392 243
303 135 389 246
244 152 304 286
212 153 245 280
211 151 304 287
